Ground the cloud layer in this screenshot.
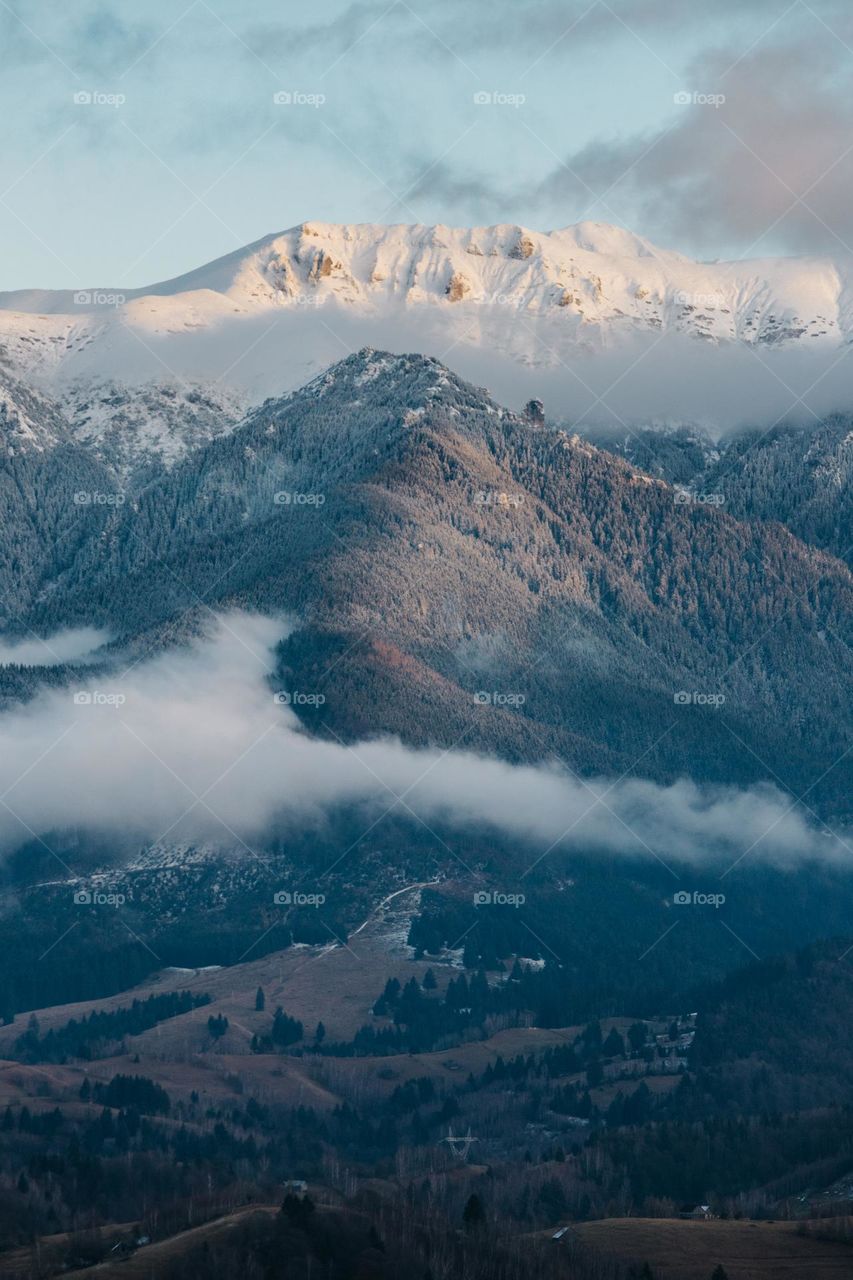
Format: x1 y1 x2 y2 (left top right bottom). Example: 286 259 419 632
125 300 853 433
0 613 846 873
3 0 853 291
0 627 110 667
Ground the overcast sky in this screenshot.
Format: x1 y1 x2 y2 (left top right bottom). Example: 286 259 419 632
2 0 853 289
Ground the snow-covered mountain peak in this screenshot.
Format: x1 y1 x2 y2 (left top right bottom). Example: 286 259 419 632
1 220 852 466
149 219 692 312
2 219 843 336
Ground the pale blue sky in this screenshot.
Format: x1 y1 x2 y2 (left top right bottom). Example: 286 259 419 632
1 0 851 289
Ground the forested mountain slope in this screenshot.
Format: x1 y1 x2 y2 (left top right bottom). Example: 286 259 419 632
12 349 850 816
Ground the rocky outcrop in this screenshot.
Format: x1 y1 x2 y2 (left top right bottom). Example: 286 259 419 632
445 272 470 302
510 234 535 260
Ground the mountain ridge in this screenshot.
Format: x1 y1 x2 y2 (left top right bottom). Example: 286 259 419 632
0 220 850 403
11 348 851 820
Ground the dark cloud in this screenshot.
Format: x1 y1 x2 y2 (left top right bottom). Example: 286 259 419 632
240 0 853 257
4 0 853 283
397 159 510 221
532 28 853 256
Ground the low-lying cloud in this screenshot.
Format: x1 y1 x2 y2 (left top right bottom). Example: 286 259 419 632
0 613 847 874
0 627 110 667
73 298 853 436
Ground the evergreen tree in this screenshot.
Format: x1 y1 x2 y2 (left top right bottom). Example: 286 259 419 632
627 1022 648 1053
368 1224 385 1252
603 1027 626 1057
282 1193 315 1230
586 1059 604 1087
462 1193 485 1230
207 1013 228 1040
271 1008 303 1047
582 1020 603 1050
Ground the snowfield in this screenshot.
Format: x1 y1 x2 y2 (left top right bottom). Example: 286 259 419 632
2 219 852 467
2 219 850 381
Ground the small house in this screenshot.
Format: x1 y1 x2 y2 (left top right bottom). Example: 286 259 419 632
679 1204 713 1220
